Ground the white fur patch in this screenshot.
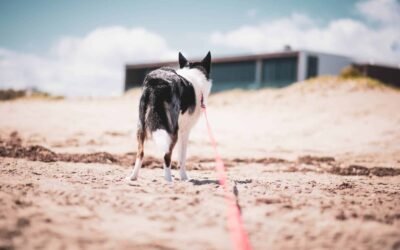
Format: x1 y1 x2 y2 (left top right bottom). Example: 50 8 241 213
152 129 171 153
176 67 212 134
176 68 212 103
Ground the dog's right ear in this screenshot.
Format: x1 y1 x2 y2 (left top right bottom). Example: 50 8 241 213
201 51 211 75
179 52 188 68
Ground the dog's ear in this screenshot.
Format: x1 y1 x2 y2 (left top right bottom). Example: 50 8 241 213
179 52 188 68
201 51 211 74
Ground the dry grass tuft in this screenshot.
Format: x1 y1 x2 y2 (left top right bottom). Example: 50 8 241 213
0 89 64 101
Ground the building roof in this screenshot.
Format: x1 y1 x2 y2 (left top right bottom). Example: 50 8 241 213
126 50 300 69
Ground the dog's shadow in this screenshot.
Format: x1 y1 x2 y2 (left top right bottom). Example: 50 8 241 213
189 179 219 186
189 179 252 186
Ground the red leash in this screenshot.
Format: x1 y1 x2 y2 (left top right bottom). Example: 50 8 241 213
201 102 252 250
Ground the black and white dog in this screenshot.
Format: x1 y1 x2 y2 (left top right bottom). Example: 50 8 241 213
126 52 212 182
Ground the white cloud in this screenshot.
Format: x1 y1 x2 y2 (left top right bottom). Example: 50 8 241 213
1 1 399 97
211 1 400 65
357 0 400 24
0 27 176 96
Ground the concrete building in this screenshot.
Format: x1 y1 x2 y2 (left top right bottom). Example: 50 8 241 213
124 50 353 92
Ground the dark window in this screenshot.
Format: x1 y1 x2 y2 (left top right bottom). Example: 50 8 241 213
211 61 256 83
210 61 257 92
306 56 318 79
262 57 297 87
125 67 157 90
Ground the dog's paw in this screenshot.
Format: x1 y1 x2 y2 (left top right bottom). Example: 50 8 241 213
125 175 137 181
164 168 173 183
180 175 191 182
164 176 173 183
179 170 190 181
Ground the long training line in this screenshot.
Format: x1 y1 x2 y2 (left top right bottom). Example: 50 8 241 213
201 106 252 250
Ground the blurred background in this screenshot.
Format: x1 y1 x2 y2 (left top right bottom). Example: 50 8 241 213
0 0 399 97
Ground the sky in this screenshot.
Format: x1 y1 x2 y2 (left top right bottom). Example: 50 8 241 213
0 0 399 96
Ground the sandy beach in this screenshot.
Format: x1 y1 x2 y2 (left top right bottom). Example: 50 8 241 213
1 79 400 250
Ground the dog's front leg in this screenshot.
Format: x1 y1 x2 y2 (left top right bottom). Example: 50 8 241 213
178 132 190 181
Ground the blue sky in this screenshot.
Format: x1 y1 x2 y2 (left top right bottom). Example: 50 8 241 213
1 0 360 55
0 0 399 96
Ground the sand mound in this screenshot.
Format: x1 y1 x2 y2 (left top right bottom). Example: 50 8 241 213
1 132 398 177
1 82 400 249
207 75 399 109
287 75 397 93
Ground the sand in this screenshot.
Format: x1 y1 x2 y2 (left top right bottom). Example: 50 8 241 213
0 80 399 250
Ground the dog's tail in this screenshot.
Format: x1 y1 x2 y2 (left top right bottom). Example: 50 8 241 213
138 85 178 153
152 129 171 154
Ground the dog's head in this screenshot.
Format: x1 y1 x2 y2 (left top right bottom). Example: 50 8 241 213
178 51 211 79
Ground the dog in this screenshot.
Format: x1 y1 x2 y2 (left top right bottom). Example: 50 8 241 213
126 52 212 182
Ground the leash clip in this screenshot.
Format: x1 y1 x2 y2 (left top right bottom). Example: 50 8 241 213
201 93 206 109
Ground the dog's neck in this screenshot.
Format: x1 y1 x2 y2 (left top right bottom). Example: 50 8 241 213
176 67 212 99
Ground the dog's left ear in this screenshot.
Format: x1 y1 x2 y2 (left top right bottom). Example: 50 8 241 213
201 51 211 74
179 52 188 68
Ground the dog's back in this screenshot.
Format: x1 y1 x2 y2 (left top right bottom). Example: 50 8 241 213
138 67 196 144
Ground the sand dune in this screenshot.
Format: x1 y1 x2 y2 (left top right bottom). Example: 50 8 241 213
0 79 399 249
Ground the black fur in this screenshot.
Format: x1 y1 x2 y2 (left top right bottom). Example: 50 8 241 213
138 67 196 136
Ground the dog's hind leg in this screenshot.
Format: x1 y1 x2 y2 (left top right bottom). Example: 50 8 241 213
177 131 190 181
163 132 178 182
126 129 145 181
